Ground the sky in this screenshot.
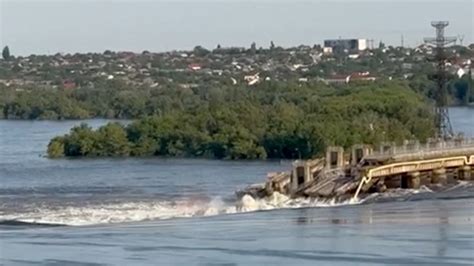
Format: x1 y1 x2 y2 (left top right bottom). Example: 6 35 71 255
0 0 473 56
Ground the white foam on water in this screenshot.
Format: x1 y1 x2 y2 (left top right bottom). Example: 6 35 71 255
237 192 360 212
1 192 361 226
8 181 468 227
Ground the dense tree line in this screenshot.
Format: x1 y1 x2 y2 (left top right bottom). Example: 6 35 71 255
1 72 471 120
47 82 435 159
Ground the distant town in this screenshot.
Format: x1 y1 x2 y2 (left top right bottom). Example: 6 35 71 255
1 38 472 91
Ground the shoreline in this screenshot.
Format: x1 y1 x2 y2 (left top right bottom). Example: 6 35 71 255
1 105 472 122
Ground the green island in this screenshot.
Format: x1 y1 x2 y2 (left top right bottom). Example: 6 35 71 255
47 81 435 159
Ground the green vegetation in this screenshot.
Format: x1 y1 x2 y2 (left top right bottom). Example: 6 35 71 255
1 43 472 122
452 75 472 105
2 76 462 120
0 87 91 119
47 82 435 159
408 70 473 106
1 45 472 121
2 46 10 61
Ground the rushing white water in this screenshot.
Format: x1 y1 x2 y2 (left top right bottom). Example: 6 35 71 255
1 192 363 226
6 179 474 227
6 183 467 226
4 184 455 227
3 179 473 227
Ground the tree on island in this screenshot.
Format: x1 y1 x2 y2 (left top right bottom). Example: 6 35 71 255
250 42 257 54
270 41 275 50
193 45 210 57
378 41 386 50
2 46 11 60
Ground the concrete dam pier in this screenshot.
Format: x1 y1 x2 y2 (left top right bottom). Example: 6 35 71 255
238 138 474 201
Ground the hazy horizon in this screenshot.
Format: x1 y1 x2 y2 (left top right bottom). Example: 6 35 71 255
0 0 473 56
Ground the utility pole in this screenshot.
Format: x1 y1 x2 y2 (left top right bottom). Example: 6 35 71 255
401 34 404 48
423 21 457 139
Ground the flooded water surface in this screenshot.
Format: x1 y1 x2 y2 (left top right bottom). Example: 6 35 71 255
0 107 473 265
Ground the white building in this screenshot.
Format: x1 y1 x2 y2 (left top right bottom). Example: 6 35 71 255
323 39 368 53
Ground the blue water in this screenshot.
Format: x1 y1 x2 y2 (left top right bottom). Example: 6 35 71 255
0 107 473 265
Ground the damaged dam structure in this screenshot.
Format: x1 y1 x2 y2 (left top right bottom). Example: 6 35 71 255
240 138 474 202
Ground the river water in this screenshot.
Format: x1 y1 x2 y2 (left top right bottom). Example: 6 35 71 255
0 107 473 265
